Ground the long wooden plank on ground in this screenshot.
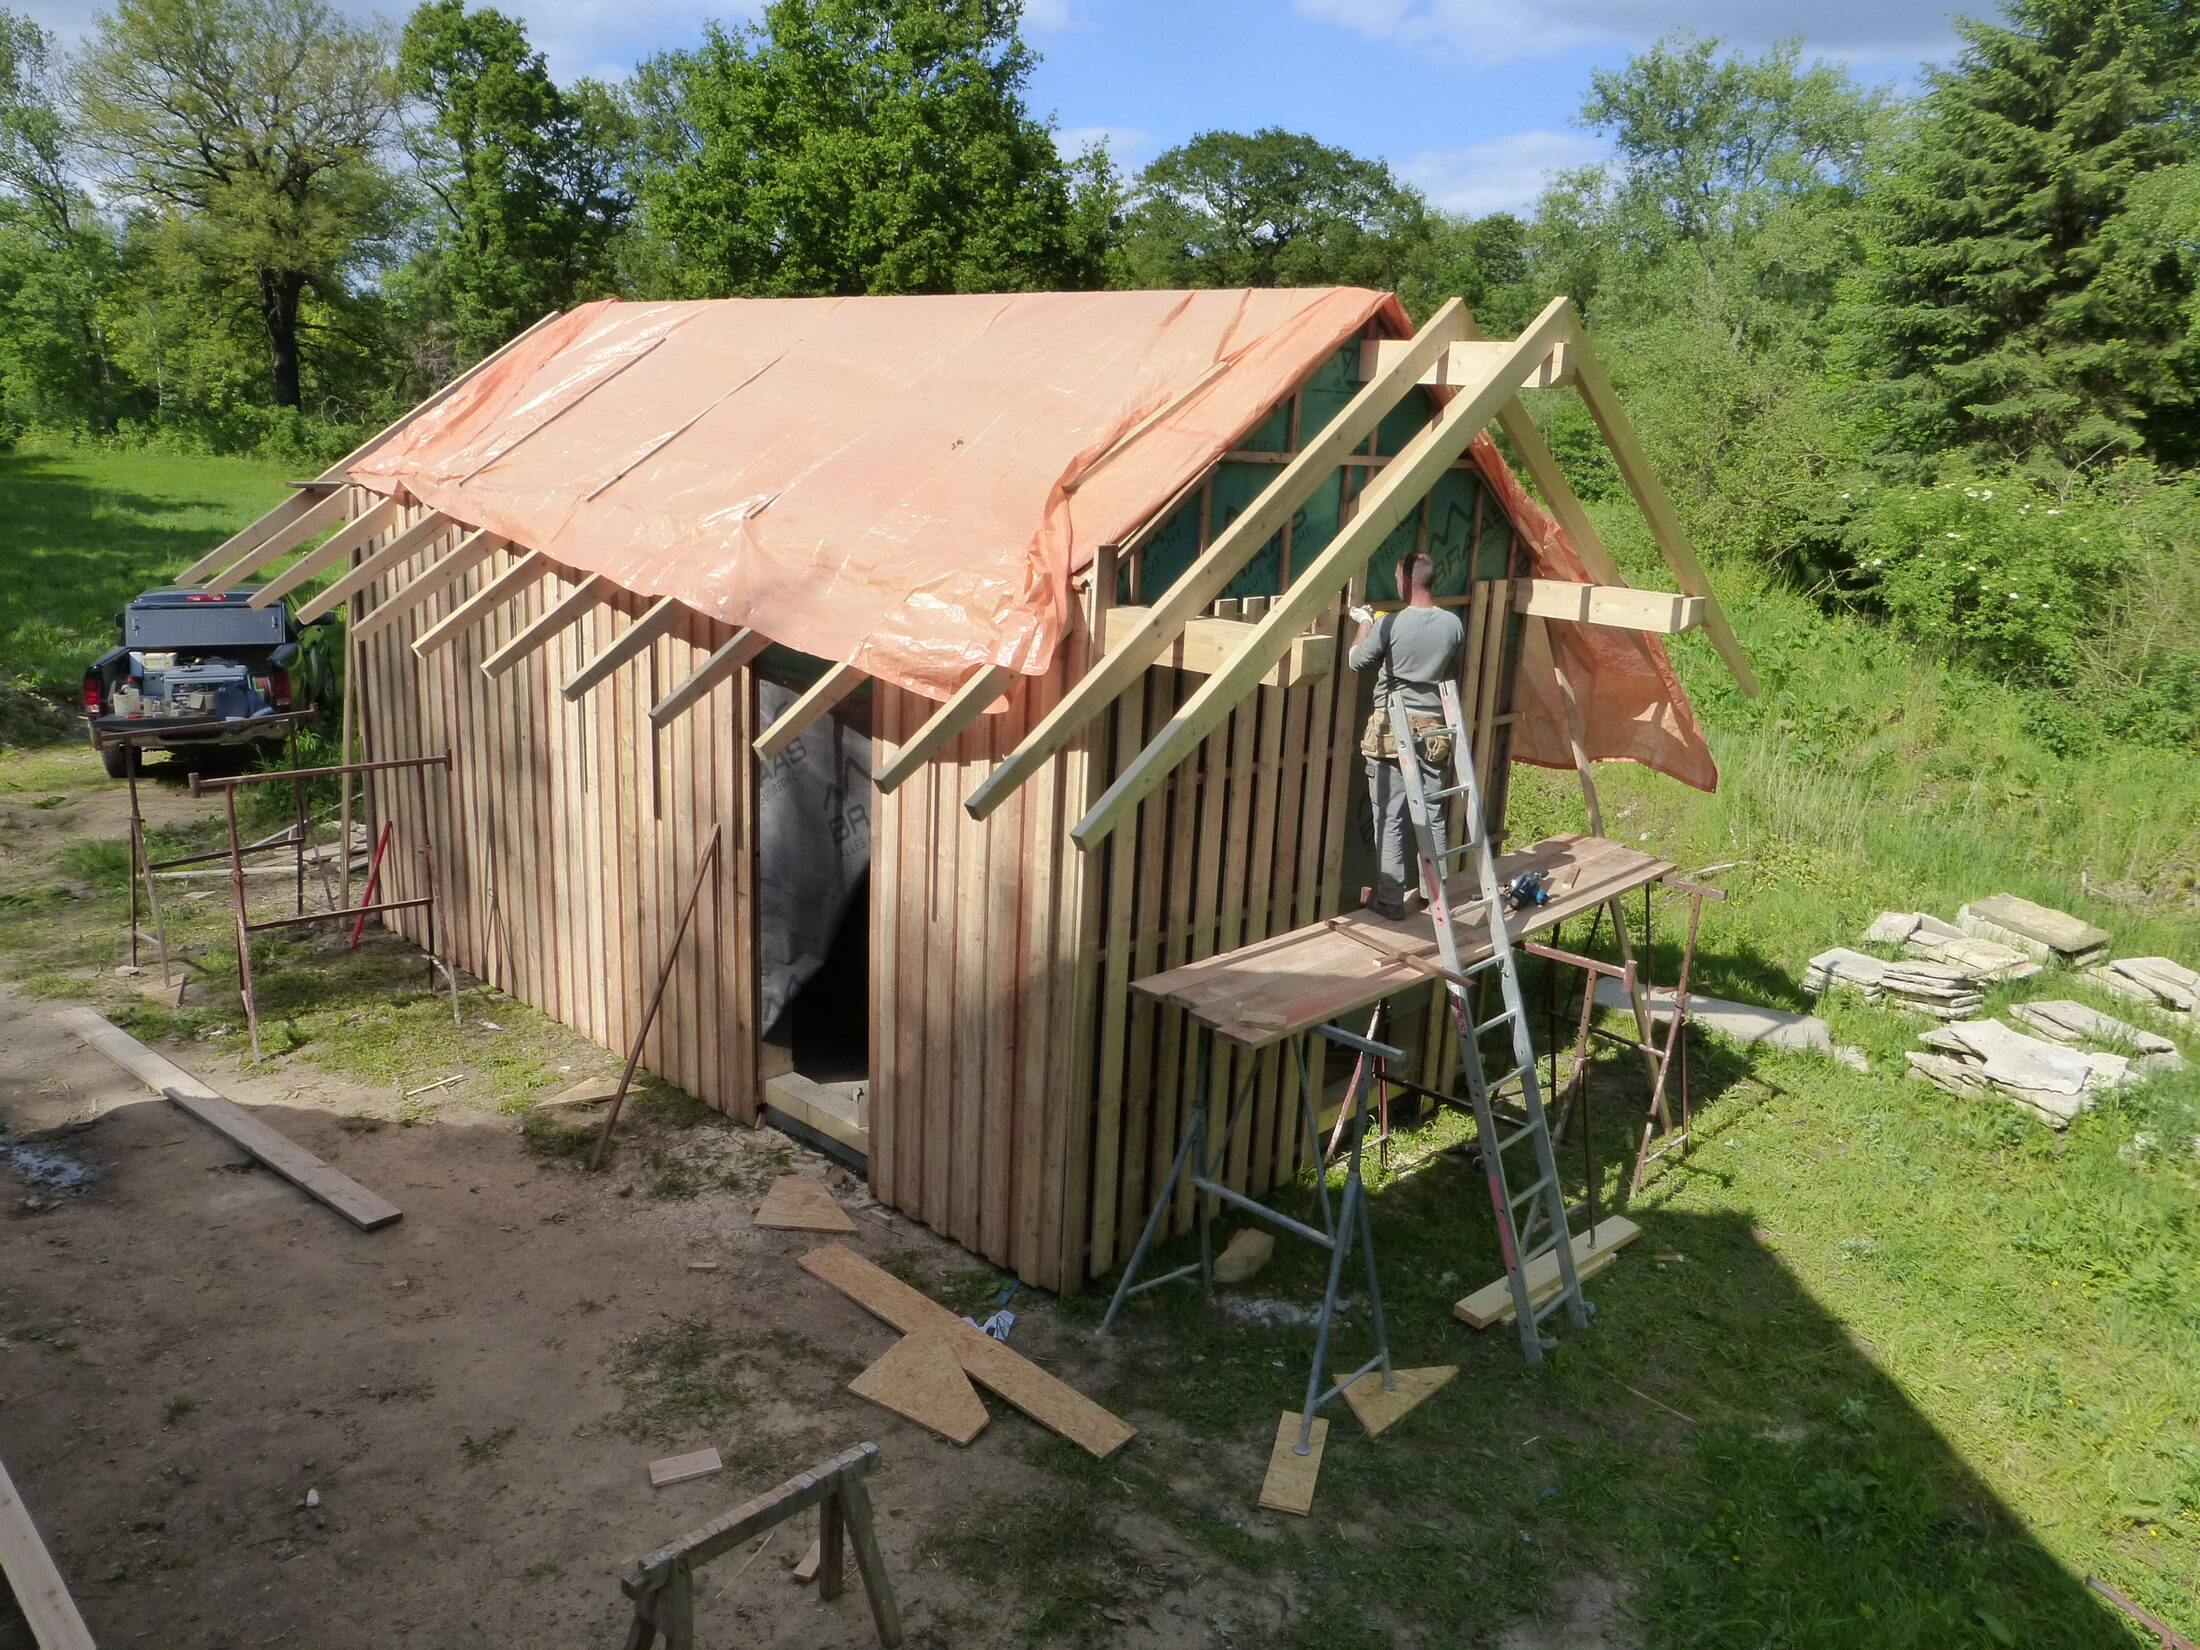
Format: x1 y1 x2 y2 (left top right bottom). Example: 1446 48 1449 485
0 1454 93 1650
202 487 353 594
412 550 547 655
799 1243 1134 1457
247 495 404 607
847 1329 991 1445
1513 580 1704 633
1070 297 1574 850
1566 328 1758 697
754 663 863 759
563 596 680 701
1452 1216 1640 1329
872 664 1015 794
57 1007 402 1231
482 574 604 678
178 312 563 585
349 529 506 642
295 510 458 624
962 297 1474 822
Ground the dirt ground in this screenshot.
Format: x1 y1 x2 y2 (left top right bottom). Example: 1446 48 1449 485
0 976 1317 1649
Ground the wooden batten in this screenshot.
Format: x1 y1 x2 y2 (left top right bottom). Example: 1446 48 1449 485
248 495 404 607
482 574 605 679
564 595 679 700
873 664 1015 793
296 510 458 624
412 550 548 655
351 529 505 642
1102 607 1334 687
650 628 765 728
754 663 863 758
203 488 353 594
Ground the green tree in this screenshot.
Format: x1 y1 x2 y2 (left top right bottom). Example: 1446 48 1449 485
1843 0 2200 472
0 10 122 432
72 0 400 410
399 1 632 361
635 0 1095 297
1119 127 1427 289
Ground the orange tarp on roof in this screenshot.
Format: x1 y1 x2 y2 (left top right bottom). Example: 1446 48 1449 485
349 289 1406 700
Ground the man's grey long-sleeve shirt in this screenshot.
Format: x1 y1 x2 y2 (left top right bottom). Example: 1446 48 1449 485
1349 606 1465 718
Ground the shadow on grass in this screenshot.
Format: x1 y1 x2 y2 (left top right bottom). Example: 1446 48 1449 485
1083 1188 2135 1650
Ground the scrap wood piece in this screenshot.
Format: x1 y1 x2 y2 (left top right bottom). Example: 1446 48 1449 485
792 1538 823 1582
755 1172 857 1234
1452 1217 1640 1330
536 1075 624 1109
848 1330 990 1446
0 1453 94 1650
1958 894 2112 962
1257 1412 1327 1516
1335 1365 1457 1437
799 1244 1134 1458
57 1008 401 1231
650 1448 724 1488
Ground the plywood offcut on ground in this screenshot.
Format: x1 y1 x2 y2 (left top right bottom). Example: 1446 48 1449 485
1336 1364 1458 1436
1452 1216 1641 1329
1133 835 1674 1048
0 1453 94 1650
648 1448 724 1488
58 1008 401 1231
847 1329 990 1445
799 1244 1134 1457
754 1173 858 1233
1258 1413 1328 1516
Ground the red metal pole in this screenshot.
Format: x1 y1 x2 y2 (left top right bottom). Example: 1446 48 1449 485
348 821 394 949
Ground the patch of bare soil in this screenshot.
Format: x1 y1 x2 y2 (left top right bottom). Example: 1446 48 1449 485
0 982 1281 1649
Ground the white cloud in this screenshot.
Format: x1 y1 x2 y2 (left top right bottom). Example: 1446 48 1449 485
1296 0 1970 66
1056 124 1155 169
1022 0 1079 29
1399 129 1604 215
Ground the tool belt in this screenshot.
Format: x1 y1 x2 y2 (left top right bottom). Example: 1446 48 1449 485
1362 708 1450 766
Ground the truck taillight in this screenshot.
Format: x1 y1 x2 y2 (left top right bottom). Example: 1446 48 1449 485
269 669 292 707
81 674 102 713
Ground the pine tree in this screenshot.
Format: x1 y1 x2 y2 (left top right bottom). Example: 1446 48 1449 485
1849 0 2199 472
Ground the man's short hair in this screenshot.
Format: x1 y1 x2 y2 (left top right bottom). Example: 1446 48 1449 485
1397 551 1436 593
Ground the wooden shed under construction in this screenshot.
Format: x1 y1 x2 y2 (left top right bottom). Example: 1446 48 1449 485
176 288 1754 1292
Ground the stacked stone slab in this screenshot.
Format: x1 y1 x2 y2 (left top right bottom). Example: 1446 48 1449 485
2085 956 2200 1018
1956 894 2111 965
1862 911 2040 980
1806 948 1986 1018
1906 1019 2134 1128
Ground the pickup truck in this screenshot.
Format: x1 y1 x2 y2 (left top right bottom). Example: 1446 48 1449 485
81 587 321 777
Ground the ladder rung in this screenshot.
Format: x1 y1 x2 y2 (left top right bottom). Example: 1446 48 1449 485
1466 953 1509 977
1474 1008 1519 1037
1532 1289 1577 1324
1508 1175 1553 1210
1425 782 1474 802
1492 1121 1540 1153
1521 1232 1566 1265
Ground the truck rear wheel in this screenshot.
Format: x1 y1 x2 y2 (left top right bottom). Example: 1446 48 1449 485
99 742 135 780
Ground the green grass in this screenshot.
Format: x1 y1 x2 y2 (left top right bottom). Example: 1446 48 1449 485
0 438 293 702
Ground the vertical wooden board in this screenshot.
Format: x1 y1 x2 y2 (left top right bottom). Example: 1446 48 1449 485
1243 687 1289 1192
1267 679 1315 1183
1476 582 1508 806
725 659 756 1121
1086 675 1142 1274
1114 674 1172 1268
1007 691 1052 1279
1216 697 1259 1195
1316 606 1360 922
979 695 1020 1265
869 686 902 1189
919 700 959 1231
892 694 931 1206
1054 649 1104 1289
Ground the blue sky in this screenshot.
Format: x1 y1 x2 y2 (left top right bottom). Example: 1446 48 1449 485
27 0 1991 213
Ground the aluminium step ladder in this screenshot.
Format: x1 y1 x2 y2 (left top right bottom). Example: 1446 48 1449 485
1388 680 1589 1363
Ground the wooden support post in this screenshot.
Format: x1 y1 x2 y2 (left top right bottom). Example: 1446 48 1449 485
1512 580 1704 633
1070 297 1575 850
348 529 506 642
411 550 548 655
564 595 680 701
246 495 403 607
202 488 353 593
481 574 605 679
295 510 458 623
962 297 1476 822
648 628 766 728
754 663 863 760
590 825 722 1171
872 664 1014 793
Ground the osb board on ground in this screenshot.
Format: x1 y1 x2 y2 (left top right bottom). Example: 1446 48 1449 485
755 1172 856 1232
799 1244 1134 1457
1336 1365 1457 1436
1454 1217 1640 1329
1258 1413 1327 1516
849 1330 990 1445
